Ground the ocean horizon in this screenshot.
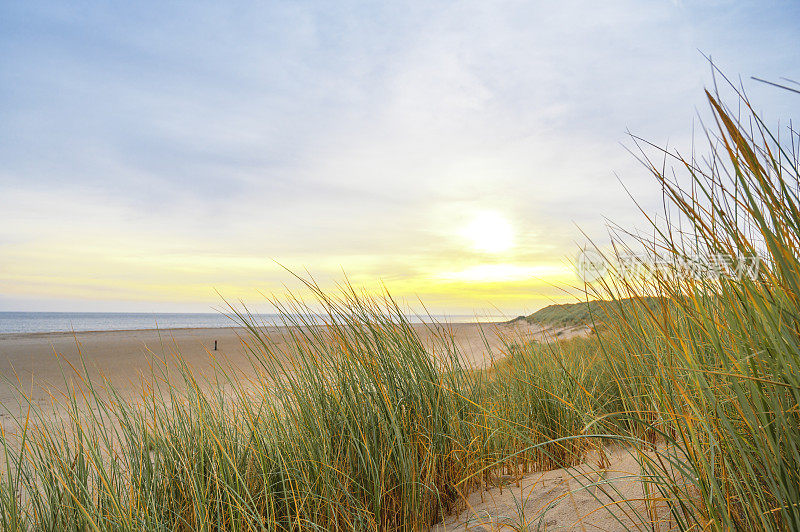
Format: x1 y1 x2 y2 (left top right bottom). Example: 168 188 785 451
0 311 504 335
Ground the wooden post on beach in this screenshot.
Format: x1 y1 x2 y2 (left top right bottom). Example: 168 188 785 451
214 340 217 351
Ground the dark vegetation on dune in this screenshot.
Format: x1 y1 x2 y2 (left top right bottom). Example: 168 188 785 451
509 296 663 328
1 76 799 531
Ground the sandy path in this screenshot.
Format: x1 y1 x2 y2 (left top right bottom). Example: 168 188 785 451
434 445 681 531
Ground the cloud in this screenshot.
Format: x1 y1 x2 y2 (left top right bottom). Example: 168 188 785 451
0 0 798 311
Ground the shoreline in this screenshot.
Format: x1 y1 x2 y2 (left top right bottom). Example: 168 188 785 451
0 325 266 341
0 319 506 339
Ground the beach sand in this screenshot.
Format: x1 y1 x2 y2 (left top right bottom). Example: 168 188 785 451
0 321 585 421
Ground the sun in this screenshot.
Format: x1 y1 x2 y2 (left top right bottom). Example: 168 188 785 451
462 211 515 254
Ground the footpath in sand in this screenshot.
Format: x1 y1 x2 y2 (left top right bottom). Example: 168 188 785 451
435 445 680 531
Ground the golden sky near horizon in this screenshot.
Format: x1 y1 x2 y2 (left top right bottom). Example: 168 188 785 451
1 196 579 314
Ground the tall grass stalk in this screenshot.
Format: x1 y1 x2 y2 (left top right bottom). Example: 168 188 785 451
585 77 800 530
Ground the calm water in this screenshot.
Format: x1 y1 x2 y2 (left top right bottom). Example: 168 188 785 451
0 312 501 334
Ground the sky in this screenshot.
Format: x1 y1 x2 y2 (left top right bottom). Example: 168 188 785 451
0 1 798 315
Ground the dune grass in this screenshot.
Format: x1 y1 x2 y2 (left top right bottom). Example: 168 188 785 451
1 81 798 530
513 297 662 329
584 80 800 530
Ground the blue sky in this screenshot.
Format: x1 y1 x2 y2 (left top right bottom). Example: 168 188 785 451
1 1 798 313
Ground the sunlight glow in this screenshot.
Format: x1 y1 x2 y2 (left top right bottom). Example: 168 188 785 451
436 263 566 283
462 211 515 254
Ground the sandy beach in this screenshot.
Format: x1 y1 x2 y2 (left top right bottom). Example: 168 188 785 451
0 321 580 422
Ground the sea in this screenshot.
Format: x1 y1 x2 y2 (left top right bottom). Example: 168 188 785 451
0 312 503 335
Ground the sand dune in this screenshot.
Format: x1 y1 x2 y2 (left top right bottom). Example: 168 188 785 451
435 445 680 531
